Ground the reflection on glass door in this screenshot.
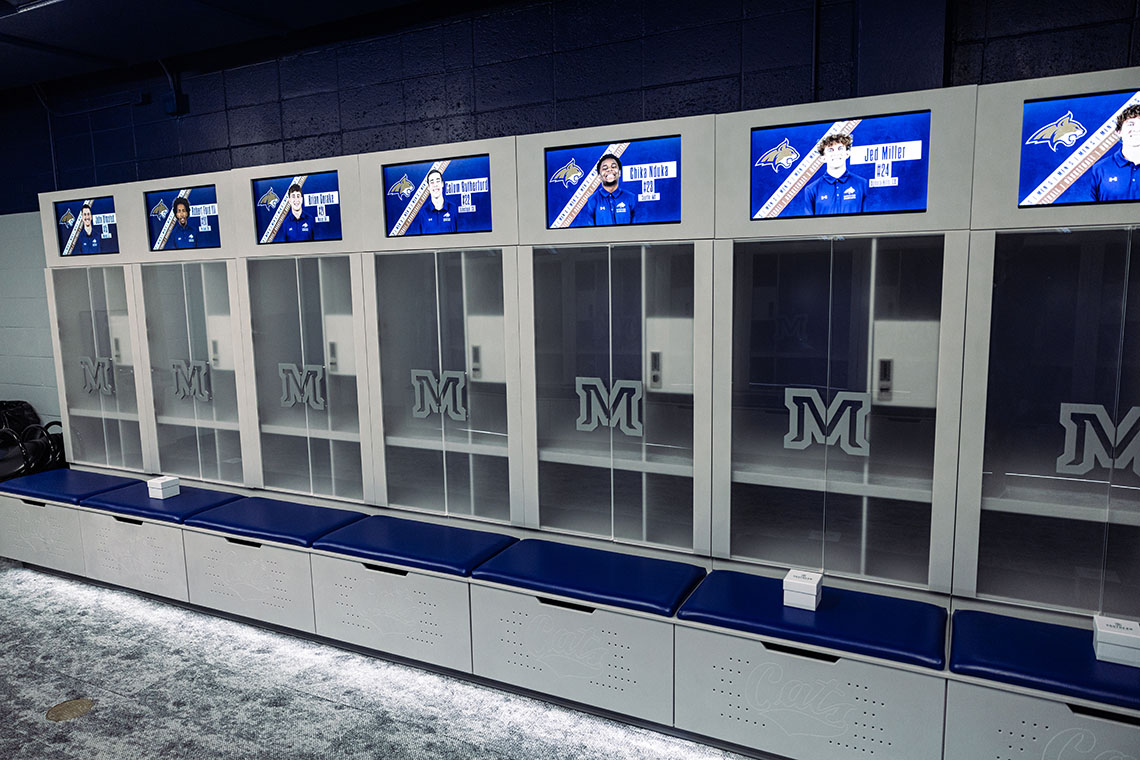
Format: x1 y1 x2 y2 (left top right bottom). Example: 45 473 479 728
728 235 944 586
52 267 143 469
532 243 696 549
978 228 1140 617
248 256 362 500
141 262 242 483
376 249 510 521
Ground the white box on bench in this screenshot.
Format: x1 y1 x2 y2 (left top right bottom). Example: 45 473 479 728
0 493 86 576
183 529 316 632
310 553 474 673
944 680 1140 760
674 625 946 760
784 569 822 610
78 511 189 601
470 584 675 725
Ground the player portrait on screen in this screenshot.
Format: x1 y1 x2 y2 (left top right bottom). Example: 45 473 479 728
281 183 314 241
408 169 457 234
169 197 197 248
1086 105 1140 202
77 204 100 253
581 153 638 226
802 133 869 215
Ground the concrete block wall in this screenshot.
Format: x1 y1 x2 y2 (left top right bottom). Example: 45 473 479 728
0 213 58 422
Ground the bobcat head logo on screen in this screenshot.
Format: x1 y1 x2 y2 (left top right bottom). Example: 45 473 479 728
58 208 75 228
257 187 280 210
1026 111 1087 152
550 159 585 188
387 174 416 201
756 138 800 172
149 199 169 220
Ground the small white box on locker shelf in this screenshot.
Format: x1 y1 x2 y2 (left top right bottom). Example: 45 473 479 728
783 568 822 610
147 476 180 499
1094 615 1140 666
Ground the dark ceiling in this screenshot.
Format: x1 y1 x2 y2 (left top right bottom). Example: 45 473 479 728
0 0 428 91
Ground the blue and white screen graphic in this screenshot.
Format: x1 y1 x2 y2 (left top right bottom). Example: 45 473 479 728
382 155 492 237
1018 89 1140 207
54 196 118 256
750 111 931 219
544 135 682 229
144 185 221 251
251 170 342 244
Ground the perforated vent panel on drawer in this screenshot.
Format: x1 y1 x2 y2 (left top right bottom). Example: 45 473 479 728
470 585 674 725
675 626 945 760
945 681 1140 760
79 512 188 601
310 554 473 672
183 531 315 632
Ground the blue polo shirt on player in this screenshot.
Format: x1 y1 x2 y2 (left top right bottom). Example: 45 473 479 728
803 171 869 215
1086 144 1140 202
281 212 314 242
409 200 457 235
78 228 99 253
170 223 197 249
582 186 638 226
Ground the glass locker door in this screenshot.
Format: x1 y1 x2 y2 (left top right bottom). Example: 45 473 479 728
51 266 143 469
247 255 363 500
374 249 511 521
141 261 243 484
531 243 698 550
727 235 944 586
971 227 1140 617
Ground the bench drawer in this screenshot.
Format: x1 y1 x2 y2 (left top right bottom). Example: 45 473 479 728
470 584 674 724
675 625 946 760
0 494 85 576
311 553 473 672
79 511 189 601
184 529 315 632
944 680 1140 760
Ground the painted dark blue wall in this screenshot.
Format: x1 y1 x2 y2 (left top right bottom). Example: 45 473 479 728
0 0 1137 215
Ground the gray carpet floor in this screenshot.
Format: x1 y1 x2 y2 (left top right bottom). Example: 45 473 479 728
0 558 751 760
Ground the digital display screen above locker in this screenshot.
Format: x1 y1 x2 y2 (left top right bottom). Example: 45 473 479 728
381 154 492 237
544 135 682 229
143 185 221 251
749 111 931 219
53 196 119 256
250 170 343 244
1018 88 1140 208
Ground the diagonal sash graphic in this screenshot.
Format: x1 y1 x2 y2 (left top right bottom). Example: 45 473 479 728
390 160 452 237
62 198 94 256
155 189 192 249
1020 91 1140 206
550 143 629 229
754 121 861 219
260 175 306 244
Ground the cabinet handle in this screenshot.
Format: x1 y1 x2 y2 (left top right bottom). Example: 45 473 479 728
225 537 261 549
537 596 595 614
1067 703 1140 728
363 563 409 576
113 516 143 526
20 499 46 507
761 641 840 663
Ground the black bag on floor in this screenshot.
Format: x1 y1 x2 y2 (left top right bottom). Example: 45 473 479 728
0 428 25 480
0 401 40 435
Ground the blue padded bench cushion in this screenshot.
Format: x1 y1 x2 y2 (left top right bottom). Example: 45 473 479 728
0 469 138 505
313 515 517 577
950 610 1140 712
677 570 947 670
81 483 242 524
470 539 706 617
184 497 365 548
